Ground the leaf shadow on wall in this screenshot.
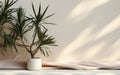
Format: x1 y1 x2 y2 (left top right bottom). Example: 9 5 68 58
57 0 120 62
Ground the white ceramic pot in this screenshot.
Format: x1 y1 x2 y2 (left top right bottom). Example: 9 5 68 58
27 58 42 70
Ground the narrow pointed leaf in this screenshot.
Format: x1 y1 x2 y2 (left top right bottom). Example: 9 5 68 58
40 5 49 20
32 3 37 18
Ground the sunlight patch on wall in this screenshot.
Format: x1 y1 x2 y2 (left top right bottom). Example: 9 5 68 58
83 42 107 59
57 26 95 62
105 40 120 61
96 15 120 39
108 50 120 61
67 0 109 20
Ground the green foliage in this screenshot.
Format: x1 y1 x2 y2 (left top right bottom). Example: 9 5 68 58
0 0 18 25
0 0 18 53
21 3 56 58
0 0 57 58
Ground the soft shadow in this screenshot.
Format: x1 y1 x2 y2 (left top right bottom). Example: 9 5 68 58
57 0 120 62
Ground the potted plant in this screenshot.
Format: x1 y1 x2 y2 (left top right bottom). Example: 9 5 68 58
14 4 56 70
0 0 57 70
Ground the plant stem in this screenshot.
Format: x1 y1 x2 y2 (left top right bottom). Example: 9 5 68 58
15 43 30 47
21 38 30 53
33 45 41 55
29 31 37 57
30 53 34 58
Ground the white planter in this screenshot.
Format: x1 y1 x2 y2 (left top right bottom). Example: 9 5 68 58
27 58 42 70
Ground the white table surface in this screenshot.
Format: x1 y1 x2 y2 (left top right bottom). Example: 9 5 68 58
0 70 120 75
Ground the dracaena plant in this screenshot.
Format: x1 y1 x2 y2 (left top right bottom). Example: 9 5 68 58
11 3 56 58
0 0 57 58
25 4 56 58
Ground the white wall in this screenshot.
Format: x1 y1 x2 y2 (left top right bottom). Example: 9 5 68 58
1 0 120 63
44 0 120 63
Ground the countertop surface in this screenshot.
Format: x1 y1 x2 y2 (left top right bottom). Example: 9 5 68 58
0 70 120 75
